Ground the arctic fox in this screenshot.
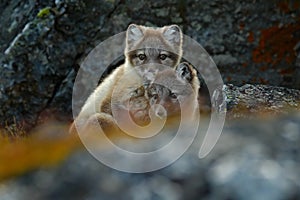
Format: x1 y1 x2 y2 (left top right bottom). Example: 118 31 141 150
70 24 183 134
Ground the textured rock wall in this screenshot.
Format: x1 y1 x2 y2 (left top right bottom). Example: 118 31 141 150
0 0 299 129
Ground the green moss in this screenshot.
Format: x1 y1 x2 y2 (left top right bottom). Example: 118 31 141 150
37 7 51 18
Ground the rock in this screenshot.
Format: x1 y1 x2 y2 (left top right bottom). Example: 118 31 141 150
0 0 299 130
0 0 116 130
212 54 238 66
1 114 300 199
223 84 300 118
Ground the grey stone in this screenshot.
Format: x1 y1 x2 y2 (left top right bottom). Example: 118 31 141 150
212 54 238 66
0 0 299 131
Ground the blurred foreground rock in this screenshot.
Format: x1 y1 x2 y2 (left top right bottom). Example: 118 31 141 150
0 113 300 200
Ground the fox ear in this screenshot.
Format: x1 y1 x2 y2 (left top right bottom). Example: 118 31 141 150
163 25 182 46
176 62 193 83
126 24 144 47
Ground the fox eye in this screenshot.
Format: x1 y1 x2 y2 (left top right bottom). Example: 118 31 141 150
170 92 177 99
152 94 158 100
148 93 158 105
138 54 146 60
159 54 167 60
131 86 144 97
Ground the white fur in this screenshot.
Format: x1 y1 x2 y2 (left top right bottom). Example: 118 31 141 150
127 24 143 44
75 65 124 128
163 25 181 45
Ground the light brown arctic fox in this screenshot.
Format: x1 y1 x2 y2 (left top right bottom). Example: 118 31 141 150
146 62 200 121
70 24 183 134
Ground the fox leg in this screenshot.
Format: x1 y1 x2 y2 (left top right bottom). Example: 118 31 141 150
83 113 120 134
69 112 119 135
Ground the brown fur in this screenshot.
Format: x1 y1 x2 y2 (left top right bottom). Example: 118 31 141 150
146 62 200 120
70 24 183 135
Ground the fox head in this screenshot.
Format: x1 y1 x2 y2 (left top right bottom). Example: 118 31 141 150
125 24 183 69
146 62 199 119
112 63 199 127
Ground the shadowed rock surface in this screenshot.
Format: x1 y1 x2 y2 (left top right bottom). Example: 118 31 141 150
0 0 299 130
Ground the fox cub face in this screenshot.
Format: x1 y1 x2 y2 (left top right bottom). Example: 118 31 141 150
125 24 183 69
146 62 200 119
113 63 199 126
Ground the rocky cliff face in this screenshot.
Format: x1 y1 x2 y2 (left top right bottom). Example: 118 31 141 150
0 0 299 130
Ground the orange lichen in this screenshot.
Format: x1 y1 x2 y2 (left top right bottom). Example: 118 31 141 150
239 22 245 30
0 123 81 181
277 1 290 13
277 1 300 13
247 31 254 43
0 117 190 181
259 65 268 72
279 68 294 75
252 22 300 67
